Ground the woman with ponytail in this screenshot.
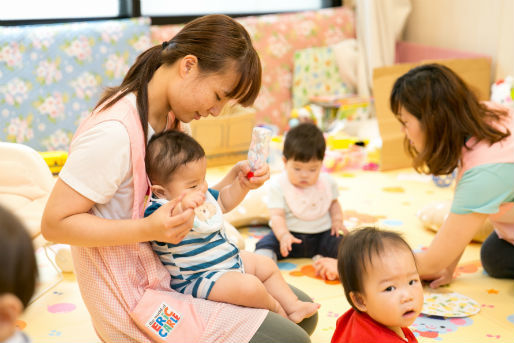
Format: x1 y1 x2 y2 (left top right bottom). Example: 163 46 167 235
42 14 316 343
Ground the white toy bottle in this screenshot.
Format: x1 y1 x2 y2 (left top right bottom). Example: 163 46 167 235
247 127 272 178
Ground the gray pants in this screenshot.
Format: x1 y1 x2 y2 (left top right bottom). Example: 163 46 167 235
249 284 318 343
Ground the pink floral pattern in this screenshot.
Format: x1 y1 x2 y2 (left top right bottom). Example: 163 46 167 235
151 7 355 132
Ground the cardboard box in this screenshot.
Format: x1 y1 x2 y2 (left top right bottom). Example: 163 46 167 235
190 105 256 167
373 57 491 171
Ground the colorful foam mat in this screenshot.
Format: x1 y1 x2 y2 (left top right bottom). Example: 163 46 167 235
21 168 514 343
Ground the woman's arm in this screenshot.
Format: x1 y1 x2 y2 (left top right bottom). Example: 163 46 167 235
41 178 195 247
415 211 488 282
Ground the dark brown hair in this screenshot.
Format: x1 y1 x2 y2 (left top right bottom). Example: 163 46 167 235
337 227 414 312
146 130 205 186
95 14 262 145
283 123 326 162
390 63 510 175
0 205 38 308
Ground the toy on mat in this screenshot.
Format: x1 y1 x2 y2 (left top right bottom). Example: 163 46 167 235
491 76 514 108
247 127 272 179
422 288 480 317
432 170 456 188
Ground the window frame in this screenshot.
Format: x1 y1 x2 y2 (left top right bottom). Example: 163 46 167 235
0 0 343 26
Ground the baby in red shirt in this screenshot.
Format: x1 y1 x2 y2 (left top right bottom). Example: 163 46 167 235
331 227 424 343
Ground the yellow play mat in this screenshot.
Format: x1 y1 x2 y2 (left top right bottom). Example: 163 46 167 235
20 168 514 343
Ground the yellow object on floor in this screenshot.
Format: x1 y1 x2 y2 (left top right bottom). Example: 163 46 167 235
20 168 514 343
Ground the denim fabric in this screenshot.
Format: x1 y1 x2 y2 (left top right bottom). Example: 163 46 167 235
255 229 343 260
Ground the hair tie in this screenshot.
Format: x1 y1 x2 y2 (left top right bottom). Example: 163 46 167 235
162 41 177 50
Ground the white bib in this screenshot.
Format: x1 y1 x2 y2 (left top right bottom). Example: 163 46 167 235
279 172 333 221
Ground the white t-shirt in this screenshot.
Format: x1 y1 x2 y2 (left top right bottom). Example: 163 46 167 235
59 105 156 220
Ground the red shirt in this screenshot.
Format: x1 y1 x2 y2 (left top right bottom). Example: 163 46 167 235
331 308 418 343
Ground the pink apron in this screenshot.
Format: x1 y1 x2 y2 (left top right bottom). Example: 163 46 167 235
70 94 266 342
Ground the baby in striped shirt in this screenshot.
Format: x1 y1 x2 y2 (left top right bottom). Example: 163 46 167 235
144 130 319 323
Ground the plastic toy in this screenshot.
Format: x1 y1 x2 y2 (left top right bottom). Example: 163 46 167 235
288 104 322 129
247 126 272 178
417 200 493 242
39 150 68 174
432 170 456 188
326 134 368 150
322 145 367 173
491 76 514 108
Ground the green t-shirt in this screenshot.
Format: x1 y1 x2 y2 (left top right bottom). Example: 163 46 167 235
451 163 514 215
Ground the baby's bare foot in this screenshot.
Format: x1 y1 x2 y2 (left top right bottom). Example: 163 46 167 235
287 301 320 323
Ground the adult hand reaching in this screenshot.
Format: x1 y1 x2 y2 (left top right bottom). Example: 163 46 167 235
146 196 195 244
237 160 270 190
426 267 455 289
420 258 458 289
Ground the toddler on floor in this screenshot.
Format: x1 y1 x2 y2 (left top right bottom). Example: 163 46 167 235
255 123 348 265
144 130 319 323
332 227 423 343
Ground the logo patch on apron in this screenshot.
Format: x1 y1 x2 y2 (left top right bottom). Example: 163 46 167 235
146 303 181 338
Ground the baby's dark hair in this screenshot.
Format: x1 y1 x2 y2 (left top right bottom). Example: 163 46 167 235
283 123 325 162
337 227 415 311
0 205 38 308
146 130 205 186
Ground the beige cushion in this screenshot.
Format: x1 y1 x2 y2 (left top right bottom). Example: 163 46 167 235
417 200 494 243
0 142 55 244
224 185 270 228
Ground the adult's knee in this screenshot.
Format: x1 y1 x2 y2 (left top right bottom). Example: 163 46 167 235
249 311 311 343
480 233 514 278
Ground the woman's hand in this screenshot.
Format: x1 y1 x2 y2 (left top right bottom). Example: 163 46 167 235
425 265 456 288
146 196 195 244
313 257 339 281
236 160 270 190
415 212 487 285
419 254 460 288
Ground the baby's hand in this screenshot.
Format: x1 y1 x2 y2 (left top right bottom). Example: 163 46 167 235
180 190 205 212
331 220 348 237
279 232 302 258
